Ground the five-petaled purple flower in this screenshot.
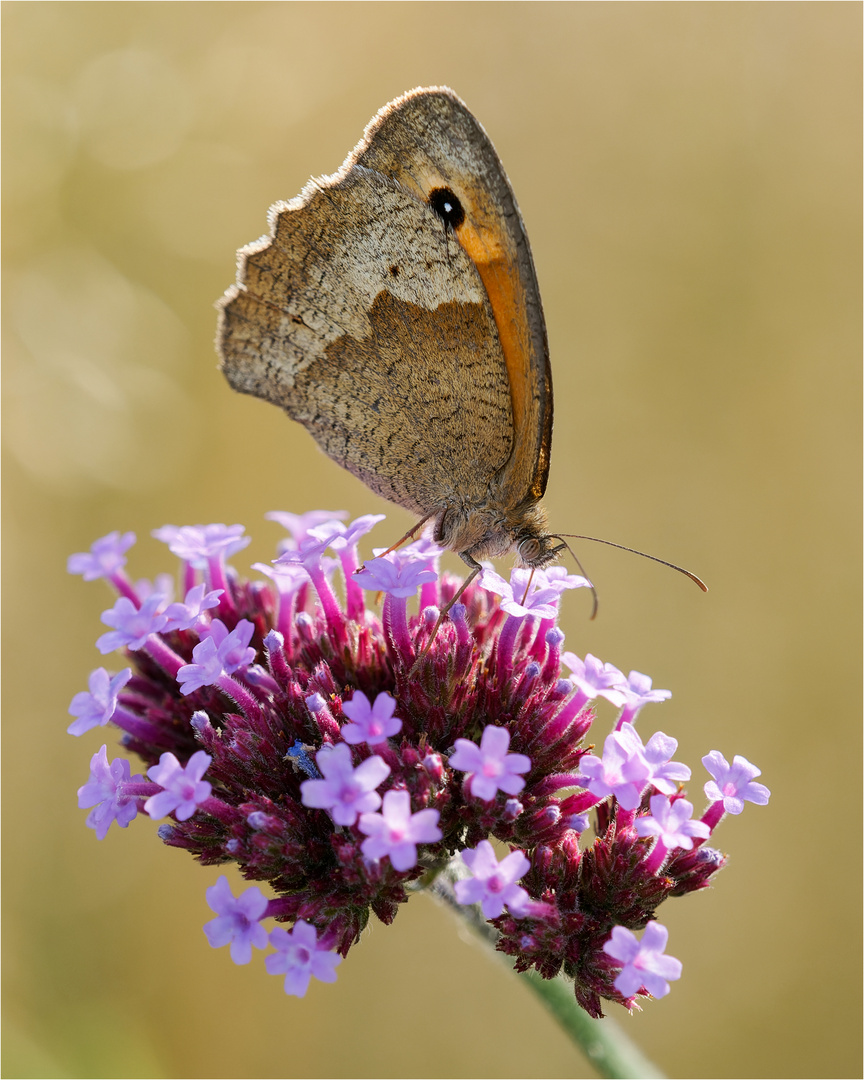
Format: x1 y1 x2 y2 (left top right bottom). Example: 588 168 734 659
97 594 168 653
266 509 347 546
358 789 442 871
176 619 256 694
308 513 385 553
77 745 141 839
616 670 672 727
341 690 402 746
162 583 223 632
176 637 224 694
455 840 532 919
543 565 592 595
450 725 531 801
635 795 711 873
561 652 627 707
153 523 250 564
635 794 709 850
703 751 771 815
479 567 560 619
353 554 437 597
300 743 390 826
640 728 691 794
68 667 132 736
199 619 256 673
602 923 682 999
273 532 334 570
68 530 136 581
203 875 270 964
265 921 342 997
579 722 690 812
145 750 212 821
577 725 652 811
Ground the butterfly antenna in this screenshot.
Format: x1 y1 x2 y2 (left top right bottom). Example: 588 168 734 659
553 534 708 593
551 539 599 619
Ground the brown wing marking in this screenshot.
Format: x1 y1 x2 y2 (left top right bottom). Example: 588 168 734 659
352 87 553 505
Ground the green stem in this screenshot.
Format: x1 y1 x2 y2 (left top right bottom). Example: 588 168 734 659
427 864 666 1080
519 968 665 1079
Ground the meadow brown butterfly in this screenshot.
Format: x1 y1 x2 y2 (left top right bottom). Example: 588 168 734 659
217 87 706 607
218 86 559 591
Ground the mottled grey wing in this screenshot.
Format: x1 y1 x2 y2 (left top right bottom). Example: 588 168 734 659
217 165 513 517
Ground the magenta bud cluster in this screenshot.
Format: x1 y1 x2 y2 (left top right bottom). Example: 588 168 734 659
68 513 769 1009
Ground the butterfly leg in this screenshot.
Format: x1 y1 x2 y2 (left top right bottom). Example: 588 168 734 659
370 512 435 560
408 552 483 675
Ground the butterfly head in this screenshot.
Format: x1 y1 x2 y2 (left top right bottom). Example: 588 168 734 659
515 531 565 570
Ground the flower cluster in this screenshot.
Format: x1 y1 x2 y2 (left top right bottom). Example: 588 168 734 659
68 514 769 1011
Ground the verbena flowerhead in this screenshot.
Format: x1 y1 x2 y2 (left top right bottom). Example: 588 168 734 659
68 514 769 1011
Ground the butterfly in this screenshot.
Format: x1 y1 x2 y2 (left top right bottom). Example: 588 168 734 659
217 86 560 585
217 86 705 611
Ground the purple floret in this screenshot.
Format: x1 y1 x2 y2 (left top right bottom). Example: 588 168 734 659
203 875 270 964
68 667 132 736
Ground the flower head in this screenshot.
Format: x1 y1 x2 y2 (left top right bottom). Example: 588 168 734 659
67 512 762 1018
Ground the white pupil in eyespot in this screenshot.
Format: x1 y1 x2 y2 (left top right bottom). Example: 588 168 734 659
443 202 452 213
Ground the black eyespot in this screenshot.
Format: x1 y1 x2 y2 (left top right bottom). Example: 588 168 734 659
428 187 465 230
389 264 400 277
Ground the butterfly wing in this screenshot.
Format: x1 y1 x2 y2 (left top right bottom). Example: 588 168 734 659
217 87 551 519
353 87 553 506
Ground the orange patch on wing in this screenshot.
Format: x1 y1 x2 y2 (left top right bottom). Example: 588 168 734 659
453 220 533 477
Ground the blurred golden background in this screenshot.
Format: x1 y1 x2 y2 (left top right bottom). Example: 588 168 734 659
3 4 860 1078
